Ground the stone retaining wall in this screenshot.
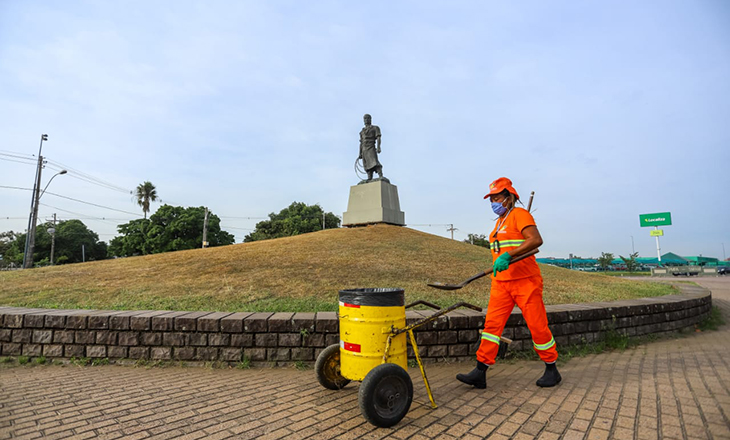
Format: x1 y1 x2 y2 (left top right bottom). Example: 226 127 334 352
0 284 711 365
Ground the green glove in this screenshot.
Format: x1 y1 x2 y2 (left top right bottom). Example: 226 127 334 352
493 253 511 274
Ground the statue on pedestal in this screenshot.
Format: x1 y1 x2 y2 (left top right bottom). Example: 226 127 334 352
358 114 385 182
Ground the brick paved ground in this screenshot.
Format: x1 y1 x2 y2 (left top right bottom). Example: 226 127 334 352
1 278 729 440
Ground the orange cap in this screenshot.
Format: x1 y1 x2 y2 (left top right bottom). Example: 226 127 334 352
484 177 520 200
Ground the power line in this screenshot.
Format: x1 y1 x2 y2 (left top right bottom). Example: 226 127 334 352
0 157 37 166
45 159 132 194
0 185 141 216
42 191 142 216
38 203 134 225
0 185 31 191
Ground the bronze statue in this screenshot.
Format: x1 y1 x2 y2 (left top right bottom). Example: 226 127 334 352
359 114 383 181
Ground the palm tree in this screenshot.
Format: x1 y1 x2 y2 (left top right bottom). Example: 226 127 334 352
135 181 158 219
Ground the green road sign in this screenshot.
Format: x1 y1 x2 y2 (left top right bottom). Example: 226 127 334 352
639 212 672 227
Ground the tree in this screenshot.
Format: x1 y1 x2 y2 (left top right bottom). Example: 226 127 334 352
135 181 158 219
108 219 150 257
597 252 614 271
0 231 21 268
244 202 341 242
464 233 490 248
109 205 234 257
620 252 640 272
1 221 107 266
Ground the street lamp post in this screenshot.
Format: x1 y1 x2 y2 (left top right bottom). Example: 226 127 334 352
630 236 635 254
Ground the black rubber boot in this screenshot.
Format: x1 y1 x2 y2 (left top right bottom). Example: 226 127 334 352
456 362 488 389
536 362 562 387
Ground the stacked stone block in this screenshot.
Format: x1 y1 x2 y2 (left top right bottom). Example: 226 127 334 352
0 284 712 364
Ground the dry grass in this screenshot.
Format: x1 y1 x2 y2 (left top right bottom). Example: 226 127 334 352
0 225 675 312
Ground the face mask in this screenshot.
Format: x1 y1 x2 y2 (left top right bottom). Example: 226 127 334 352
491 201 507 216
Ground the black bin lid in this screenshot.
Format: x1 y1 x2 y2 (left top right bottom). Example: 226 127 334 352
339 288 405 307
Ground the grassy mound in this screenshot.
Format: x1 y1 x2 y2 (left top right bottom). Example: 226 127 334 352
0 225 675 312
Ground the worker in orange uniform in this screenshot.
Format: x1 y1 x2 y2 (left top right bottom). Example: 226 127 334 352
457 177 561 389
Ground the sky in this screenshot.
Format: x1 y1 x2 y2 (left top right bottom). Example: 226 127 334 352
1 0 729 260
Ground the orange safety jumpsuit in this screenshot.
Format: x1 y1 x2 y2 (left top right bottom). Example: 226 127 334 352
476 207 558 366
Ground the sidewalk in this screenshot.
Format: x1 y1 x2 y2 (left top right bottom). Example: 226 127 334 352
1 278 729 440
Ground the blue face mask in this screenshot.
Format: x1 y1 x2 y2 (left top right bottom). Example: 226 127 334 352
491 201 507 216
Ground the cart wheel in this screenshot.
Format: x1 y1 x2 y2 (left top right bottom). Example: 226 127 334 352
315 344 350 390
358 363 413 428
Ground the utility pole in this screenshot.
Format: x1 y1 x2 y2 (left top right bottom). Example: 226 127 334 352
322 211 326 230
23 134 48 269
49 213 57 265
446 224 457 240
202 208 209 248
23 155 45 268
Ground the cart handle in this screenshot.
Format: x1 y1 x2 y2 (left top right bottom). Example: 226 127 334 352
390 301 483 336
405 300 441 310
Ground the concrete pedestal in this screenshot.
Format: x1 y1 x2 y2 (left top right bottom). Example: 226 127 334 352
342 180 405 226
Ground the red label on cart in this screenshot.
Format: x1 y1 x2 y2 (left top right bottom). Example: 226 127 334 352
339 301 360 308
342 341 361 353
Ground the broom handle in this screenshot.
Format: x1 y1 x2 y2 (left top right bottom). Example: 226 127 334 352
526 191 535 213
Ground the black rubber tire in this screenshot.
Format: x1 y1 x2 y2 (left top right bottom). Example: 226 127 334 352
315 344 350 390
358 363 413 428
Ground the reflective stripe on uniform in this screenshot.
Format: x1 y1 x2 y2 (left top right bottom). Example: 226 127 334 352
490 239 525 250
533 337 556 351
481 332 501 345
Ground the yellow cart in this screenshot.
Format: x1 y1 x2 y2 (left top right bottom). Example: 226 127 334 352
315 288 489 428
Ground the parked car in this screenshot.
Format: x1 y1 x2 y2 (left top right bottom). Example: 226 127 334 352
718 267 729 275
